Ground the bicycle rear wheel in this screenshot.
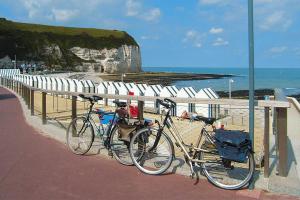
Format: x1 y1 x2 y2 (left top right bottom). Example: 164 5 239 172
200 141 255 190
66 117 94 155
109 126 133 166
130 128 174 175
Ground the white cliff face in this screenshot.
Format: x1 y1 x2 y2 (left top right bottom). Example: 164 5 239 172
70 45 141 73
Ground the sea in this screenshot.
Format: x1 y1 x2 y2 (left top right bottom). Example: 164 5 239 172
143 67 300 95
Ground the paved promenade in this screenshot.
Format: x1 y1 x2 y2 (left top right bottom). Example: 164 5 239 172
0 87 298 200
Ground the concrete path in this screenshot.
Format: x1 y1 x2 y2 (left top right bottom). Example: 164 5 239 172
0 87 298 200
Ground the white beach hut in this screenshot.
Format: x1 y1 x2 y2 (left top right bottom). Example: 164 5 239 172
18 74 23 84
159 86 179 116
67 79 76 93
80 80 95 94
36 76 43 89
23 75 28 85
107 82 119 106
60 78 69 92
50 77 58 91
27 75 34 86
73 79 83 93
40 76 47 90
46 77 52 91
56 78 64 92
136 84 148 95
144 85 163 112
32 76 38 88
195 88 220 118
176 87 197 117
97 82 109 105
113 82 129 104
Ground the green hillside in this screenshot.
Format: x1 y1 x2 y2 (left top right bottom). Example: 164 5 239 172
0 18 138 70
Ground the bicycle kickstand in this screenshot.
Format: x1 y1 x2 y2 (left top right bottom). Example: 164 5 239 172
188 161 196 179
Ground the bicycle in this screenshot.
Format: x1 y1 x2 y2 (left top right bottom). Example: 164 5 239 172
66 94 149 165
129 98 255 190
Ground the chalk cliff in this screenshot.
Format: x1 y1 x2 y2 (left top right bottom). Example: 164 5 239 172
0 18 141 73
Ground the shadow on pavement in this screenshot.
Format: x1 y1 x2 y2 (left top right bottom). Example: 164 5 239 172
0 93 16 101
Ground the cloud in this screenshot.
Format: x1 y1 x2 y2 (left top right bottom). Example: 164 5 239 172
142 8 161 22
269 46 287 53
212 37 229 46
125 0 141 17
183 30 203 48
51 9 79 22
125 0 161 22
209 27 223 34
259 11 292 31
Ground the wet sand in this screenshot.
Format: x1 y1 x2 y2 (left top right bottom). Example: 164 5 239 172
100 72 233 85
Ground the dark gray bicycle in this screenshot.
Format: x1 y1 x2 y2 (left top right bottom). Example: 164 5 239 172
129 98 255 190
66 94 149 165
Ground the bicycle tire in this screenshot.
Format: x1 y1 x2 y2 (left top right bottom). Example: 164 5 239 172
200 141 255 190
109 126 134 166
66 117 95 155
130 127 174 175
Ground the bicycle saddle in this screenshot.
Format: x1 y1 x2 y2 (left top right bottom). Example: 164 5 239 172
113 100 127 107
78 94 103 102
92 95 103 101
195 116 216 125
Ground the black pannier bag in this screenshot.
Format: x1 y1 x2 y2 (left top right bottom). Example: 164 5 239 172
214 130 252 163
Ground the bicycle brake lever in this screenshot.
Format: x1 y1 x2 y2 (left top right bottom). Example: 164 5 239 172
154 119 161 128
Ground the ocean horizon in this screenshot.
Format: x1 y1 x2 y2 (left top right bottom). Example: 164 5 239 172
143 67 300 95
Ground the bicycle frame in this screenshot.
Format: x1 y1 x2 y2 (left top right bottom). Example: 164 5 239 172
156 107 216 165
81 101 118 149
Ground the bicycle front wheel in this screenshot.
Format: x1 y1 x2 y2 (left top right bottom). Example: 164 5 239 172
130 127 174 175
200 142 255 190
109 126 133 166
66 117 94 155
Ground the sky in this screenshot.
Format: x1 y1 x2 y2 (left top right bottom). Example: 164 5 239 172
0 0 300 68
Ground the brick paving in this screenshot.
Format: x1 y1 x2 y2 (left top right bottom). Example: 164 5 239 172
0 86 298 200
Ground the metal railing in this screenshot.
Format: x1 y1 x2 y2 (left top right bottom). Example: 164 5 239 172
0 76 290 177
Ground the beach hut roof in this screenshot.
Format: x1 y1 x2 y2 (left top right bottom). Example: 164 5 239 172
196 88 219 99
147 85 162 95
98 81 109 89
178 87 196 98
161 86 179 96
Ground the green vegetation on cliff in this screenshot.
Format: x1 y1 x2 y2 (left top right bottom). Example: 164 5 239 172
0 18 138 70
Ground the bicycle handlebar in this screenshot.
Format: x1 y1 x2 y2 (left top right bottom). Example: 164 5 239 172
156 98 176 109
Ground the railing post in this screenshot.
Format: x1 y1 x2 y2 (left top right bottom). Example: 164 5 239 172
21 84 24 98
276 107 288 177
264 107 270 178
16 81 18 92
27 87 30 109
72 96 77 120
42 92 47 124
138 100 144 120
31 89 34 116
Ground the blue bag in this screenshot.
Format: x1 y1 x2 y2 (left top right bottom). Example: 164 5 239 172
215 130 252 163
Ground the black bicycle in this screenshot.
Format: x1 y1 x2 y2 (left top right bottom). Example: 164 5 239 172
129 98 255 190
66 94 149 165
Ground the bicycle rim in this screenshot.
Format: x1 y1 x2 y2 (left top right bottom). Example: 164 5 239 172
109 126 133 166
66 117 94 155
130 128 174 175
200 144 255 190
